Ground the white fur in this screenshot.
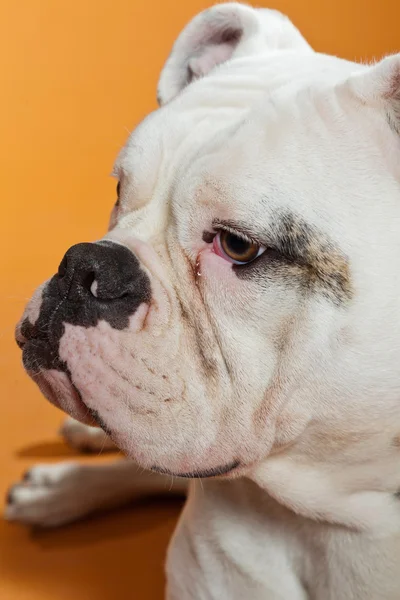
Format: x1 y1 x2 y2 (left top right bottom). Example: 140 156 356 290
8 4 400 598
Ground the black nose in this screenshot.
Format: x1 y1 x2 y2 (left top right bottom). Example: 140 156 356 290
56 241 151 330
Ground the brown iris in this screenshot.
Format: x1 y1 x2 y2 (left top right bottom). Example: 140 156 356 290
218 230 260 264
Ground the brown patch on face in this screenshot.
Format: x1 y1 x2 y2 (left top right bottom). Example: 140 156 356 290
391 434 400 448
231 212 353 305
274 213 353 304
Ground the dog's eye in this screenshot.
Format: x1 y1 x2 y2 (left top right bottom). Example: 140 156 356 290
213 230 265 265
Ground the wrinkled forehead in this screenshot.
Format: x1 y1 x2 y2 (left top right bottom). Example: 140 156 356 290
112 100 248 211
112 61 389 250
112 53 324 203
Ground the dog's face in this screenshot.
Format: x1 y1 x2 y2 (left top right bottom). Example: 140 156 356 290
16 4 400 480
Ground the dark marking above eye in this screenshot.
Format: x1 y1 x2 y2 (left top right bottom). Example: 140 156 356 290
229 212 352 305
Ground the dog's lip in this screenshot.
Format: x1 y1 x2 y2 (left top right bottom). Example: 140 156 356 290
30 369 95 426
18 334 95 425
150 459 240 479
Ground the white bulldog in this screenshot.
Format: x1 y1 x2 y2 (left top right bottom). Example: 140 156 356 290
6 3 400 598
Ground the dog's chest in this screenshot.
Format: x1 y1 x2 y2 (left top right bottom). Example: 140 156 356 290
166 479 310 599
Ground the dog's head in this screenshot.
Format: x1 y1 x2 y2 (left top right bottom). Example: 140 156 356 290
16 4 400 484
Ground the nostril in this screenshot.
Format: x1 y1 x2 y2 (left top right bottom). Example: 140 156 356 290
56 241 151 311
82 271 96 295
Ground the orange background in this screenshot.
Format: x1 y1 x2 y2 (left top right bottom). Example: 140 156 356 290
0 1 398 598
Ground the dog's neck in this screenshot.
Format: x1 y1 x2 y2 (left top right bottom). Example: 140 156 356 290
248 451 400 535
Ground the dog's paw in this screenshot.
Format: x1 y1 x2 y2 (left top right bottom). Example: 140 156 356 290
4 462 97 527
60 416 116 453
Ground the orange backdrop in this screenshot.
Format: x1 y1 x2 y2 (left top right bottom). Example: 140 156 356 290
0 1 399 599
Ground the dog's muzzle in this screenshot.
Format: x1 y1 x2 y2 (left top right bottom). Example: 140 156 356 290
16 240 151 373
15 240 152 424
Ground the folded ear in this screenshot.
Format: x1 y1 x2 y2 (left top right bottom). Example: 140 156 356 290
346 54 400 133
157 2 312 105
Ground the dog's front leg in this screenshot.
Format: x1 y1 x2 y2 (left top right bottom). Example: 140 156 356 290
5 459 187 527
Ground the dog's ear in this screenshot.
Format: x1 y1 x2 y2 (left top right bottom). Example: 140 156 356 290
345 54 400 133
157 2 311 106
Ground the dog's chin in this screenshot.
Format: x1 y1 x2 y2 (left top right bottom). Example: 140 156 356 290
28 369 243 480
30 370 94 426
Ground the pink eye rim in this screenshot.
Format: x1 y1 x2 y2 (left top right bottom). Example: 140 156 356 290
212 230 265 265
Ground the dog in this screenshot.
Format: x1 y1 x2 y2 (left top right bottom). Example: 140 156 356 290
5 3 400 597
